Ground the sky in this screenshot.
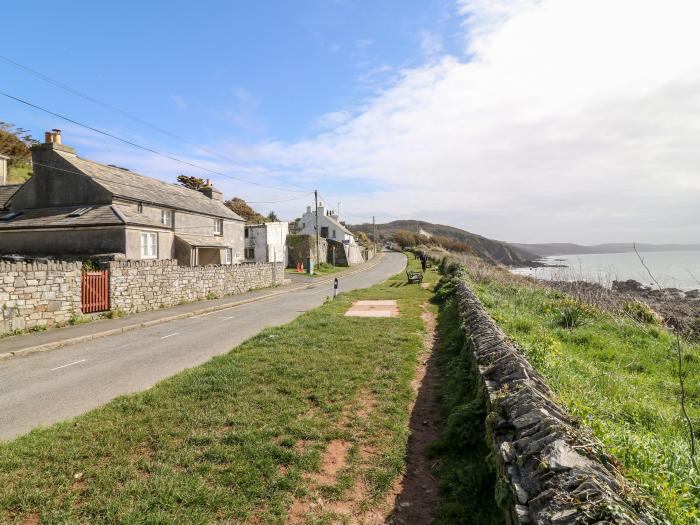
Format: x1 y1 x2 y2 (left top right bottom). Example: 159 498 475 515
1 0 699 244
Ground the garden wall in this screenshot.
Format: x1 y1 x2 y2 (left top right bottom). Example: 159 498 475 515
0 260 81 335
108 260 284 313
453 279 662 524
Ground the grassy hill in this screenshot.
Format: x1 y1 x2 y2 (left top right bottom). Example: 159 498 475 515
349 219 537 266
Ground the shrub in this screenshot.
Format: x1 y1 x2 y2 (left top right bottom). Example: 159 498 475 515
623 300 662 325
554 298 594 329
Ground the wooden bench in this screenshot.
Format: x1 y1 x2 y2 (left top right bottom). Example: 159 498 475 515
406 270 424 284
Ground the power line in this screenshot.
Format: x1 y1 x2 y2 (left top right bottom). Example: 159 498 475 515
0 91 309 194
0 54 311 193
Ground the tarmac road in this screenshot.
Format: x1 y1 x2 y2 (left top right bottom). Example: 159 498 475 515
0 252 406 441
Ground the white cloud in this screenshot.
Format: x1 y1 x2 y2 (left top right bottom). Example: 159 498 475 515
239 0 700 243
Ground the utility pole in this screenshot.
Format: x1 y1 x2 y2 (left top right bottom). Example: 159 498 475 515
314 190 321 270
372 215 376 250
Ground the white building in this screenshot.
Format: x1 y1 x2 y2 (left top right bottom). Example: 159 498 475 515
0 154 8 186
297 203 364 265
244 221 289 265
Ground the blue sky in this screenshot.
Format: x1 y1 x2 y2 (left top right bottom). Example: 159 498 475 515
2 1 699 243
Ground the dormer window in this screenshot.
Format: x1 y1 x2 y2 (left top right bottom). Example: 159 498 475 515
214 218 223 235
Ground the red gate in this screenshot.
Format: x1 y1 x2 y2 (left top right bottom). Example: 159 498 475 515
81 270 109 313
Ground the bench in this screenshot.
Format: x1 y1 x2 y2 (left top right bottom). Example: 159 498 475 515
406 270 424 284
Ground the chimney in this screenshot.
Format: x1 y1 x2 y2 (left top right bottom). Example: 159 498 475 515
317 202 326 217
34 129 76 154
198 179 223 201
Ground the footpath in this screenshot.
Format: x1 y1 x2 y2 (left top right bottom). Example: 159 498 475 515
0 254 384 361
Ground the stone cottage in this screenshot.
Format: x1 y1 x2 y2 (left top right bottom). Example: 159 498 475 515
0 131 245 265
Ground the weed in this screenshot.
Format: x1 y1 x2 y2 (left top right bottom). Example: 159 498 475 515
623 300 662 325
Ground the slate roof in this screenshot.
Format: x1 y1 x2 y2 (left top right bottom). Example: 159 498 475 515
325 214 353 237
0 205 170 230
55 151 243 221
0 185 22 210
175 234 231 248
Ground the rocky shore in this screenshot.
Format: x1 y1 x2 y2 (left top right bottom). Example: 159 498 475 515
548 278 700 336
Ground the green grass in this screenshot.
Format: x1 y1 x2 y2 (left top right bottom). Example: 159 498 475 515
430 295 503 525
6 164 32 184
470 279 700 525
0 256 439 524
285 262 346 278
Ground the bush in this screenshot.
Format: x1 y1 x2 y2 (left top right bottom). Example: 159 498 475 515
554 298 594 329
623 300 662 325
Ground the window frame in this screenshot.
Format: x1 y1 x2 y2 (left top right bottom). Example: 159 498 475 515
160 209 173 227
225 248 233 265
214 218 223 236
140 231 158 259
245 247 255 260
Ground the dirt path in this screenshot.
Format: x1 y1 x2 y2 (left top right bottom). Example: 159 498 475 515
387 308 443 525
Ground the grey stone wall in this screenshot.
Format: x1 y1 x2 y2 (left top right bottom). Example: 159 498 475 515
108 259 284 313
0 260 81 335
454 280 663 525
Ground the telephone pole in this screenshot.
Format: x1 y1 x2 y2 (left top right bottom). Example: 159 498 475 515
314 190 321 269
372 215 376 250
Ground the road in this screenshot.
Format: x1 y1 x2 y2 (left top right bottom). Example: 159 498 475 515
0 252 406 441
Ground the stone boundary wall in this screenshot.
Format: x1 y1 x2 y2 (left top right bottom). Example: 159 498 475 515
0 260 81 335
108 259 285 313
454 280 662 525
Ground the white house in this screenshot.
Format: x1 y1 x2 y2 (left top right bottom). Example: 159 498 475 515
244 221 289 265
297 203 364 264
0 154 8 186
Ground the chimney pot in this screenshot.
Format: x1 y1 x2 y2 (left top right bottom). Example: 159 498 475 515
45 131 53 144
52 129 62 144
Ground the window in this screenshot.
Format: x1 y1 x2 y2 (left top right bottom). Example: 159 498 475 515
160 209 173 227
245 247 255 260
137 202 143 213
225 248 232 264
332 229 336 239
321 226 329 238
244 227 249 238
140 232 158 259
214 218 223 235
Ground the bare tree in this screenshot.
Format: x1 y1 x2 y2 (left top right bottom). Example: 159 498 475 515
633 243 697 471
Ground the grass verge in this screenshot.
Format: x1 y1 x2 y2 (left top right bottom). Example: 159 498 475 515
469 273 699 525
430 293 503 525
0 256 438 524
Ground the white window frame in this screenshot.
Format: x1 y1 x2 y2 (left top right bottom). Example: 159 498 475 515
214 218 223 235
160 209 173 227
140 231 158 259
225 248 232 265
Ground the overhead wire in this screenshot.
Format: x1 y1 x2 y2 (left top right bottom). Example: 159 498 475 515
0 54 311 193
0 91 309 194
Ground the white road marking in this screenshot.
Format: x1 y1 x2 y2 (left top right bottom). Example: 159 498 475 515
160 332 180 340
50 359 86 371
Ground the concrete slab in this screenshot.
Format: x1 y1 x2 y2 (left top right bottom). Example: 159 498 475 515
345 299 399 318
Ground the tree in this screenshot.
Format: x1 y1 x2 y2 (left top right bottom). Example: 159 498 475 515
357 231 370 247
176 175 207 190
267 211 279 222
392 230 418 249
225 197 267 223
0 122 37 166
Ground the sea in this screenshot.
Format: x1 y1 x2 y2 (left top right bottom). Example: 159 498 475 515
511 250 700 291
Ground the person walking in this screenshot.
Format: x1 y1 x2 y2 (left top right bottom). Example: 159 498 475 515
420 253 428 272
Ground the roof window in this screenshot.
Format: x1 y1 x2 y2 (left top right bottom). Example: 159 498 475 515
0 212 21 221
68 207 92 217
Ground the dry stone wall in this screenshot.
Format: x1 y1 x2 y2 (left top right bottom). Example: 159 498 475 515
454 280 663 525
108 259 285 313
0 260 81 335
